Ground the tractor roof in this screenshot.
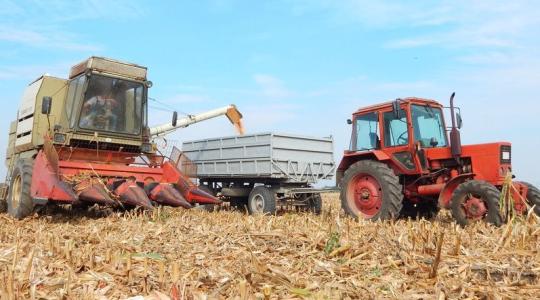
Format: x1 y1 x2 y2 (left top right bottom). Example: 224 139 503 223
354 97 443 115
69 56 147 81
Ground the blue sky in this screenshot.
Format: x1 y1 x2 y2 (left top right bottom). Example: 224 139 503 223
0 0 539 186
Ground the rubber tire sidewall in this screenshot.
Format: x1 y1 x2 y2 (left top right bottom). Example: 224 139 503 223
7 158 34 219
308 193 322 215
247 186 276 215
450 180 503 227
340 160 403 221
518 181 540 216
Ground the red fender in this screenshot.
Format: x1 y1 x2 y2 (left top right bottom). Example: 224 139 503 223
438 173 474 209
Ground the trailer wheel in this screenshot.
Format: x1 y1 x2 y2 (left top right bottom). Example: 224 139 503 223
340 160 402 220
300 193 322 214
516 182 540 216
247 186 276 215
7 158 35 219
450 180 503 227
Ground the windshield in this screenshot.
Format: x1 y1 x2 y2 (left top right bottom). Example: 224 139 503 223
79 75 145 135
411 104 447 147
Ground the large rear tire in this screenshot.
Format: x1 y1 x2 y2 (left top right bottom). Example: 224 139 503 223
450 180 503 227
247 186 276 215
340 160 402 220
7 158 35 219
517 182 540 216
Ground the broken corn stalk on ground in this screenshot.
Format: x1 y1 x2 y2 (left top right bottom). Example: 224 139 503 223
0 193 539 299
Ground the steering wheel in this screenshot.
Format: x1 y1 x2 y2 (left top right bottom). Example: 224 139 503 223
397 131 408 145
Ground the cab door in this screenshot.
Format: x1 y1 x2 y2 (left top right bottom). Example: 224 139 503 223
380 106 421 174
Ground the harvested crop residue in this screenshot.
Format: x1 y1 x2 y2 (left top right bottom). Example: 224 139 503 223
1 193 539 299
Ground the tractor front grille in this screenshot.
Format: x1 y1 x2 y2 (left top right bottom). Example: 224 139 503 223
70 139 141 153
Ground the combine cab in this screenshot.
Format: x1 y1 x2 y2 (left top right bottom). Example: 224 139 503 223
338 93 540 226
2 57 244 219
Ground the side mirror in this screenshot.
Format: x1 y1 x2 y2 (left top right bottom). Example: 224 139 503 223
347 119 352 125
456 113 463 129
392 99 401 118
172 111 178 127
41 96 52 115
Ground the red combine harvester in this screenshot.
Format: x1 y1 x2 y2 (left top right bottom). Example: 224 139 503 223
1 57 244 219
338 94 540 225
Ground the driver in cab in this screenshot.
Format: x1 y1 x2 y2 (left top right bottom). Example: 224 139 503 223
79 91 119 131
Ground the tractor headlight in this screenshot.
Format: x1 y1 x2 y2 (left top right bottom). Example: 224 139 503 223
141 142 154 153
500 145 511 163
53 133 66 144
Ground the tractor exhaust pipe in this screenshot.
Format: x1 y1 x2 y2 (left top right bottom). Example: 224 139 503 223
449 92 462 162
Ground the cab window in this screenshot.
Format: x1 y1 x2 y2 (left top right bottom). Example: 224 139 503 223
383 109 408 147
411 105 448 147
354 112 380 151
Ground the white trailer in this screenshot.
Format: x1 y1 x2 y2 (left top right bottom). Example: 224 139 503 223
181 132 336 214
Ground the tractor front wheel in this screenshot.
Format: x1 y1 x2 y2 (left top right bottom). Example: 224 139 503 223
7 158 35 219
517 182 540 216
340 160 402 220
450 180 503 227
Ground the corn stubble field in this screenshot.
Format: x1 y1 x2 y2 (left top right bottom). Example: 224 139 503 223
0 193 539 299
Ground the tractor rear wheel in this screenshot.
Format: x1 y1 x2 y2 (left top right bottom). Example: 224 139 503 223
340 160 402 220
247 186 276 215
7 158 35 219
517 182 540 216
450 180 503 227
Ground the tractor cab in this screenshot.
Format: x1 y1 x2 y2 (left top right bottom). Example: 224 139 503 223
347 98 451 174
60 57 151 141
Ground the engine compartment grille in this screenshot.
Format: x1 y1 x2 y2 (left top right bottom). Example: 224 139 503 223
70 139 141 153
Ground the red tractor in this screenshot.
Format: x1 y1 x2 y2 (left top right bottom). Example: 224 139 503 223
337 93 540 225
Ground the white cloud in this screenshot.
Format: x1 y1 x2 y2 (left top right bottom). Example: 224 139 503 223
253 74 294 99
0 27 102 51
0 0 145 52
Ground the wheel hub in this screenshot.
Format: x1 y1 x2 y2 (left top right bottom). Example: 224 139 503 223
348 173 382 218
463 196 487 220
253 194 265 213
